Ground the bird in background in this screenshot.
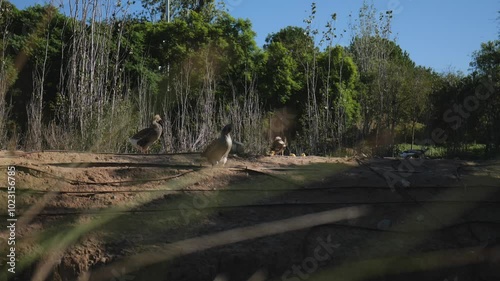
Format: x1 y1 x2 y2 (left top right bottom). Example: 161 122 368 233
129 114 163 154
202 124 233 166
271 136 286 156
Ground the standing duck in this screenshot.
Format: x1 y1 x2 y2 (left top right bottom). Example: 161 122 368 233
202 124 233 166
129 114 163 153
271 136 286 156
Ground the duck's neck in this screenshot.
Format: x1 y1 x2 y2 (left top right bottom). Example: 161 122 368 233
222 133 231 141
152 121 162 130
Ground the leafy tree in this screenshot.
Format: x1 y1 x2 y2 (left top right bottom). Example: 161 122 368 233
471 40 500 78
470 40 500 154
5 4 67 134
264 26 314 56
211 12 258 99
0 0 18 147
317 45 359 148
259 26 314 108
398 66 435 148
259 41 301 107
349 1 396 146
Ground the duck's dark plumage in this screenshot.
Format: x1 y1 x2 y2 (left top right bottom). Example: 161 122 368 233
129 114 163 153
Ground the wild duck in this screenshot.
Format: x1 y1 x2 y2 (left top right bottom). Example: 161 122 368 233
230 140 245 155
202 124 233 166
129 114 163 153
271 136 286 156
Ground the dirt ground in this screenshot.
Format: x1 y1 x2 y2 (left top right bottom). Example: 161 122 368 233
0 151 499 281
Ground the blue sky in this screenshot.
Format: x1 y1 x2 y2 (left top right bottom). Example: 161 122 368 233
227 0 498 74
9 0 499 73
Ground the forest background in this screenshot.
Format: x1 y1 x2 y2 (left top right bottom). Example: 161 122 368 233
0 0 499 158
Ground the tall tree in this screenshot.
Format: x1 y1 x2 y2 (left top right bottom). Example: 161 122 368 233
0 0 17 148
470 40 500 154
349 1 428 152
259 41 301 108
318 45 359 149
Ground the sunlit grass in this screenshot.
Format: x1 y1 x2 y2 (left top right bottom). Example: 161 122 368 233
395 143 487 159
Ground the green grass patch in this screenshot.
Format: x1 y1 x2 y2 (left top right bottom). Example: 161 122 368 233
395 143 487 159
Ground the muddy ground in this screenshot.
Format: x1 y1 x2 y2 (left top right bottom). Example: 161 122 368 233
0 151 499 281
